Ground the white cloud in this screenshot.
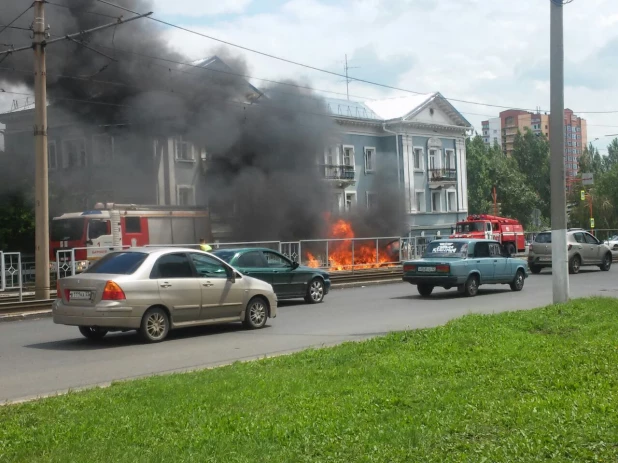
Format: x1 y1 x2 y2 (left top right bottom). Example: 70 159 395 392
152 0 252 16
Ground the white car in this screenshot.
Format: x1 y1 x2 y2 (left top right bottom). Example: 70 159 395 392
604 235 618 257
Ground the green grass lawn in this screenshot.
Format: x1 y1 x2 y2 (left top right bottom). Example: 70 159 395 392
2 298 618 462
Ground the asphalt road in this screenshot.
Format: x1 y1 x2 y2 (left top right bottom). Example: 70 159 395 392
1 269 617 403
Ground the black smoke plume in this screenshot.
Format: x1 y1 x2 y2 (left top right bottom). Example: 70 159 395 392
0 0 404 241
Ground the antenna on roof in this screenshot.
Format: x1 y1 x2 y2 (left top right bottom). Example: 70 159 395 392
343 54 360 101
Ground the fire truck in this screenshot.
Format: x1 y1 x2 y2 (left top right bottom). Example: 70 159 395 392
50 203 213 269
450 214 525 255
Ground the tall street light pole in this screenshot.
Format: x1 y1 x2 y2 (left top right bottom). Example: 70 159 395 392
33 0 50 300
550 0 569 303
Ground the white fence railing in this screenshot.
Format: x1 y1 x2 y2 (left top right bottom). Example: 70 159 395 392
0 252 23 301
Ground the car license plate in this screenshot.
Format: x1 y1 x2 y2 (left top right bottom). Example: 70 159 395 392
539 256 552 262
418 266 436 272
70 291 92 301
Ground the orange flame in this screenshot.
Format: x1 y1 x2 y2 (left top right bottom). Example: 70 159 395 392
306 218 397 271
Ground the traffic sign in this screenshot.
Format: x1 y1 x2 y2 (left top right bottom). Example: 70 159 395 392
581 190 585 201
590 218 595 229
582 173 594 186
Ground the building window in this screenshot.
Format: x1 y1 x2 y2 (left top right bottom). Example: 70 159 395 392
429 149 440 170
447 191 457 212
62 139 87 169
444 149 455 169
48 141 57 171
92 134 114 165
342 145 355 167
364 147 375 173
176 185 195 206
415 191 425 212
413 148 423 170
344 192 356 212
366 191 376 209
431 191 441 212
174 137 195 162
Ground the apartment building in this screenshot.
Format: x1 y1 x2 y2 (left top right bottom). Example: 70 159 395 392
481 108 586 179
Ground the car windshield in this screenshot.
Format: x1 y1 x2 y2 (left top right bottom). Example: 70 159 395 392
535 233 552 243
51 218 85 242
84 252 148 275
210 250 237 263
608 235 618 242
423 241 468 258
456 222 485 233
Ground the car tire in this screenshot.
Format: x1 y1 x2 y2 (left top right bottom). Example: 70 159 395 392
569 255 581 274
304 278 325 304
600 252 612 271
506 242 516 256
463 275 479 297
78 326 108 340
510 269 525 291
417 284 434 297
529 264 542 275
243 297 268 330
139 307 170 343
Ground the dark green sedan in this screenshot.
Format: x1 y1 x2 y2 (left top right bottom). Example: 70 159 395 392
211 248 331 303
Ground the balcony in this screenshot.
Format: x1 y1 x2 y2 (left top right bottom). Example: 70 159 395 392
320 164 356 186
428 168 457 186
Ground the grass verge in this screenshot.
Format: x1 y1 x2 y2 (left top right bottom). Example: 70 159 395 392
1 297 618 462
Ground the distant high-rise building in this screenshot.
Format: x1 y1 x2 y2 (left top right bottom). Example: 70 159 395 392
481 108 586 179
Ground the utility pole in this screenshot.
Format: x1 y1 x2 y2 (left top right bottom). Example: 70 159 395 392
550 0 569 303
33 0 50 300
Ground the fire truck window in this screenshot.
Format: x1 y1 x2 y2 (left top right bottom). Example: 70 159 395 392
492 223 499 231
88 220 109 240
151 253 194 279
237 251 267 268
125 217 141 233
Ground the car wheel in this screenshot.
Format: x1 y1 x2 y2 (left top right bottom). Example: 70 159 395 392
304 278 325 304
417 284 434 297
78 326 108 340
569 255 581 274
464 275 479 297
139 307 170 343
243 297 268 329
529 264 542 275
600 252 612 271
510 269 525 291
506 243 516 256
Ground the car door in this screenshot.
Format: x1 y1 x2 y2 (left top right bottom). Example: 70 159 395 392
472 242 495 283
490 242 509 282
572 232 587 262
188 253 245 320
235 251 273 285
261 250 295 297
583 233 602 264
152 253 202 324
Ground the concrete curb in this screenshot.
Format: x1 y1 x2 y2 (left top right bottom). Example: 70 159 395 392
0 310 52 323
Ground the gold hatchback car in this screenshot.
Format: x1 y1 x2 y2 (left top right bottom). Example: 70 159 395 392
53 248 278 342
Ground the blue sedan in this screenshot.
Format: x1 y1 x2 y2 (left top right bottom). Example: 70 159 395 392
402 239 528 297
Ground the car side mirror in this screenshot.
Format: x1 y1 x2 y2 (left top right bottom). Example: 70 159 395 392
292 261 299 270
225 266 236 283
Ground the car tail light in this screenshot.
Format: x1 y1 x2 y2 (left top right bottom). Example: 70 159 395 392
102 281 126 301
436 265 450 273
568 244 572 251
403 264 416 272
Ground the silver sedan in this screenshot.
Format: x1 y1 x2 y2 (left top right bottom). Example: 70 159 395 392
53 248 278 343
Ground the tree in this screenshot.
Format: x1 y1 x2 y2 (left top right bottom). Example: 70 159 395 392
465 135 494 215
0 191 35 253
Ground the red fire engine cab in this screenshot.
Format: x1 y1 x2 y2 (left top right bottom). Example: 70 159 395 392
450 214 525 255
50 203 213 267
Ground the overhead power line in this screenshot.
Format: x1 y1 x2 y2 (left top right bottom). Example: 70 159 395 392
0 2 35 38
44 0 122 19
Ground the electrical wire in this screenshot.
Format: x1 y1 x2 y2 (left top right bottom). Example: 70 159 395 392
0 2 35 38
44 1 122 20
